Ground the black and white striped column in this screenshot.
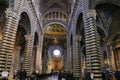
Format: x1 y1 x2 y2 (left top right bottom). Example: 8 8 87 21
14 46 21 70
73 35 81 79
0 8 20 78
22 35 33 75
83 10 102 79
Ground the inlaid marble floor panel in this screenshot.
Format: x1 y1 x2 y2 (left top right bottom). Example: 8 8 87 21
42 76 58 80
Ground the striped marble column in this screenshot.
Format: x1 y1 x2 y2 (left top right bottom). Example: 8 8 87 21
67 36 72 71
73 35 81 79
14 46 21 70
22 35 33 75
83 10 102 79
0 8 19 78
35 46 42 73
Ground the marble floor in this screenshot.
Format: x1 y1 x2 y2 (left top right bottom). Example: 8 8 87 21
42 76 58 80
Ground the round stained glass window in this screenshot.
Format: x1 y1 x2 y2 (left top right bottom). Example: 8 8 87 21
53 49 60 56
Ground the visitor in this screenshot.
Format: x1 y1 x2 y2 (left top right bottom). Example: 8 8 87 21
90 72 94 80
21 69 27 80
105 71 110 80
114 70 120 80
30 71 37 80
85 70 92 80
102 71 106 80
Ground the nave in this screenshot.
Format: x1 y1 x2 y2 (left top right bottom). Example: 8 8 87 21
0 0 120 80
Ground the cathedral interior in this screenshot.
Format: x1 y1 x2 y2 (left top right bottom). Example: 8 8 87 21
0 0 120 80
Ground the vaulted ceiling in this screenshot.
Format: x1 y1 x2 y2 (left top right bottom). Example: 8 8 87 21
39 0 71 14
0 0 8 7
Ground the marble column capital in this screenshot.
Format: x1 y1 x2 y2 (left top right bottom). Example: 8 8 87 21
5 8 19 19
73 35 82 41
85 9 96 20
25 35 32 40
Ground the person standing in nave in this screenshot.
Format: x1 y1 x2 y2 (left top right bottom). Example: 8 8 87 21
1 70 9 80
105 71 111 80
90 72 94 80
114 70 120 80
58 71 62 80
30 71 37 80
21 69 27 80
102 71 106 80
16 70 21 80
85 70 92 80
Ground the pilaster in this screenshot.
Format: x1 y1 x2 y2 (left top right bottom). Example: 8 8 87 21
66 35 72 71
105 44 113 73
35 46 42 73
0 8 20 78
110 46 116 71
42 49 48 73
83 9 102 79
64 49 67 71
